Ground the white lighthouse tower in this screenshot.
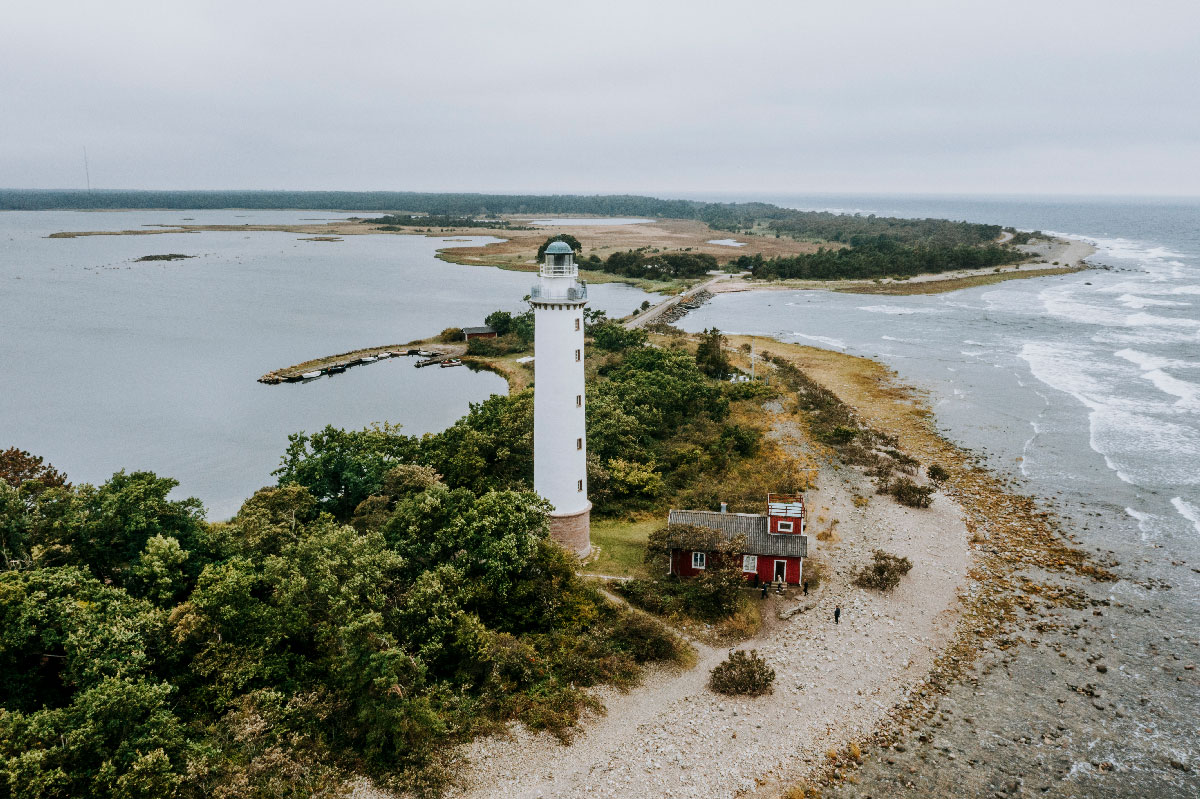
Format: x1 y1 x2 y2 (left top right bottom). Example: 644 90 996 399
531 241 591 557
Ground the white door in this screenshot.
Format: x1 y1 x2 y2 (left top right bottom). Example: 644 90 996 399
774 559 787 582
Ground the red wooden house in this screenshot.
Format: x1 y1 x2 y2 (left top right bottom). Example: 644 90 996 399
666 493 808 585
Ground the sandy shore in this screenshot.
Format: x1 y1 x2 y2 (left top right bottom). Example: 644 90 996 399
435 402 971 799
709 237 1097 296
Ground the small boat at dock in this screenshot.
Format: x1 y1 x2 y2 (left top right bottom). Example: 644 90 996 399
327 364 347 374
439 359 463 368
301 370 323 380
360 356 377 363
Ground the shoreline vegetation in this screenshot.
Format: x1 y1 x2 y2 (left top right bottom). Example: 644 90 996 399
27 190 1096 296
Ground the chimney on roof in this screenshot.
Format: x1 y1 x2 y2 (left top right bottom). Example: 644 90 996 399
720 502 727 514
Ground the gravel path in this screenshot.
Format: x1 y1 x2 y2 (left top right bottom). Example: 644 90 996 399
445 413 972 799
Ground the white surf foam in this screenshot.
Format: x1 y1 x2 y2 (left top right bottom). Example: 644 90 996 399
1019 341 1200 486
1142 369 1200 412
1171 497 1200 535
1124 507 1157 541
790 333 846 350
856 305 939 315
1116 294 1191 309
1113 349 1200 371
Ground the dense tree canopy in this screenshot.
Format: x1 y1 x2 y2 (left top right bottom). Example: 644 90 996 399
730 240 1025 281
0 332 799 796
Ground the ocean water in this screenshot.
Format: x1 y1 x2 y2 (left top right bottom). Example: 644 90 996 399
678 194 1199 792
679 195 1200 576
0 210 660 518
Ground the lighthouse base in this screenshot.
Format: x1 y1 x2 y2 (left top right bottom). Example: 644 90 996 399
548 504 591 558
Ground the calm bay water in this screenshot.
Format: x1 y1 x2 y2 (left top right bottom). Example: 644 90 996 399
679 194 1199 793
0 210 660 518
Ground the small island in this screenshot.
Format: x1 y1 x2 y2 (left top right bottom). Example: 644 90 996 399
134 253 194 262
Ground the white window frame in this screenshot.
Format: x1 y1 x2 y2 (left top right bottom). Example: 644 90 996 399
576 437 582 450
576 394 582 407
575 318 581 331
577 479 583 492
742 555 757 573
777 520 794 533
692 551 706 570
575 349 581 362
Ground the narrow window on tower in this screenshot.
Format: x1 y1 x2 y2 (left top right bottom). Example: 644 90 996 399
576 437 582 450
577 479 583 491
575 349 581 362
576 394 582 407
575 318 580 331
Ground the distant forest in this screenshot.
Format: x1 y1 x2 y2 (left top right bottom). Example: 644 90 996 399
729 241 1026 281
1 190 1002 248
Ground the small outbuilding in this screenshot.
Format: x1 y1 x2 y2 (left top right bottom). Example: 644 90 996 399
462 325 498 341
666 493 808 585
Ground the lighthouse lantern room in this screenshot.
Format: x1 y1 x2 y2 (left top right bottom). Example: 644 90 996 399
531 241 591 556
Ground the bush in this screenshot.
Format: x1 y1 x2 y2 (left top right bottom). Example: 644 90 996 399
709 649 775 696
889 478 934 508
851 550 913 592
609 610 682 662
589 320 647 352
437 327 462 343
927 464 949 482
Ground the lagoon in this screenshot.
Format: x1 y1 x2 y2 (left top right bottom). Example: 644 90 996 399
0 210 661 518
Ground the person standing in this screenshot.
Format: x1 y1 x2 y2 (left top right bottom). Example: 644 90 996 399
834 606 841 625
803 580 809 596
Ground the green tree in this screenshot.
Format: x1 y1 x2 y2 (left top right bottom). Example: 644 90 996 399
535 234 582 261
588 321 647 352
419 393 533 494
274 423 419 520
484 310 513 336
22 471 205 590
694 328 731 379
0 448 68 490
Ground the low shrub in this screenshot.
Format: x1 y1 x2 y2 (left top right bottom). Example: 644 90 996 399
709 649 775 696
851 549 913 592
609 610 683 662
889 478 934 508
437 327 463 343
926 464 949 482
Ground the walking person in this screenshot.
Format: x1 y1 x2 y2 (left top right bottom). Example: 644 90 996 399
834 606 841 625
760 582 768 600
803 580 809 596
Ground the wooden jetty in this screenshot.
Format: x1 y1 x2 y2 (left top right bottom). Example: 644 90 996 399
258 341 466 384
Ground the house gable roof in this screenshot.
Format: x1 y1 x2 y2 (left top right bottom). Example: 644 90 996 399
666 510 807 558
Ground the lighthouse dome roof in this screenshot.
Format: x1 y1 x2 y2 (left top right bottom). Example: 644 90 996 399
545 241 574 255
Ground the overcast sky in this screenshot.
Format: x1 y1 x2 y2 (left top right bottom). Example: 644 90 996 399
3 0 1198 196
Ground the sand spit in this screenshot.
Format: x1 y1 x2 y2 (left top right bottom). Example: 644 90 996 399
709 237 1097 296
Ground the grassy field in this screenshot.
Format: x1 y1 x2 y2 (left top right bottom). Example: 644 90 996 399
587 517 661 578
